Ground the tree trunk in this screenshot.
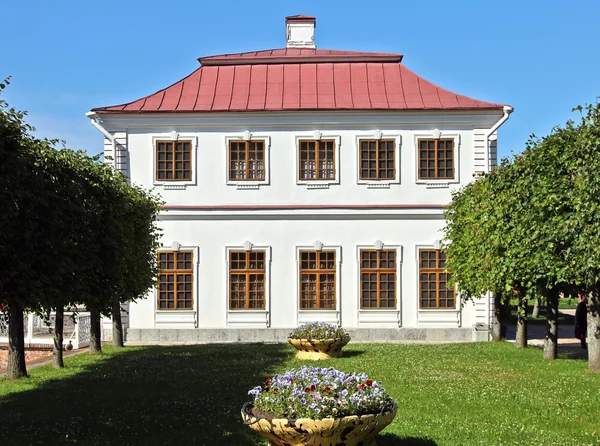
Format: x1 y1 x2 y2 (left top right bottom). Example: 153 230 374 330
89 307 102 354
112 302 124 348
515 297 528 349
532 297 541 319
53 307 64 368
543 288 559 360
588 286 600 372
7 304 27 379
491 292 504 341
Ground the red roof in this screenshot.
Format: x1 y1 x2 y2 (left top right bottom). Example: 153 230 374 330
92 48 505 113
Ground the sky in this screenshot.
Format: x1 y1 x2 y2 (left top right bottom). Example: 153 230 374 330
2 0 599 160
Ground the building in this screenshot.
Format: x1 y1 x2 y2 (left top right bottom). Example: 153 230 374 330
88 15 512 343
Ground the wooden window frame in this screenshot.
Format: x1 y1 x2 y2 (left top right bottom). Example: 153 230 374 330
298 139 336 181
358 139 397 181
417 138 455 180
418 249 455 310
228 140 266 181
157 250 194 310
298 250 337 310
228 250 267 310
359 249 397 309
155 140 193 182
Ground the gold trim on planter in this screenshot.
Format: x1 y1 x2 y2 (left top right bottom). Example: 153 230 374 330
241 401 397 446
287 338 350 360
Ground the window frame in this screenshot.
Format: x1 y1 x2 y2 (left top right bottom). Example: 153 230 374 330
225 245 271 327
295 245 341 323
413 133 460 186
152 135 198 188
355 133 401 186
228 249 267 311
225 135 271 188
417 248 456 310
295 134 341 188
155 246 199 312
358 249 398 310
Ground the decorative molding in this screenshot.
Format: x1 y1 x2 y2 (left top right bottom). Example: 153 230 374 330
236 183 260 190
243 240 253 251
242 130 251 141
312 130 322 140
366 183 391 189
170 241 181 251
313 240 323 251
306 183 330 190
425 182 449 189
169 130 178 141
374 240 384 251
162 184 187 190
373 129 382 140
432 128 441 140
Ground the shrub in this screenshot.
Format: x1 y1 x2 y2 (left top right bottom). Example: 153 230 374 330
288 322 350 341
248 366 394 419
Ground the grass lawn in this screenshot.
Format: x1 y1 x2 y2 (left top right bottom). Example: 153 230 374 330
0 343 598 446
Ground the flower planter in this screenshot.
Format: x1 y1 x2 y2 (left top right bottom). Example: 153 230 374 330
287 337 349 360
241 401 397 446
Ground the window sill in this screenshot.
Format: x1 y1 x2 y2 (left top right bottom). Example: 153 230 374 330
418 308 459 312
154 182 195 190
416 179 456 189
298 182 336 190
363 182 393 189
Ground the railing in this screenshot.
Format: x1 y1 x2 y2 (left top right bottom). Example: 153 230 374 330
0 311 91 349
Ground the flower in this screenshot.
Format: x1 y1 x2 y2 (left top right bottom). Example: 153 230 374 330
247 366 394 420
288 322 350 341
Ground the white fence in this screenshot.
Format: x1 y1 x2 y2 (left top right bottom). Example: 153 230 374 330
0 311 91 350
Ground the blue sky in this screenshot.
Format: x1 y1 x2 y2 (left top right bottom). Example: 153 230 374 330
2 0 598 159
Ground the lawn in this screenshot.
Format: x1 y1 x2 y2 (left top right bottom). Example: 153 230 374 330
0 342 598 446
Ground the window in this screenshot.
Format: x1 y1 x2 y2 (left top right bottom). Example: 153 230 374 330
299 250 336 309
359 140 395 180
229 141 265 181
229 251 266 310
158 251 194 310
360 250 396 309
299 140 336 180
156 141 192 181
419 250 454 309
418 139 454 179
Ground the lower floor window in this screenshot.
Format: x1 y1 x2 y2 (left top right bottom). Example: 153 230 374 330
419 249 454 309
299 250 336 309
360 250 397 309
158 251 194 309
229 250 266 310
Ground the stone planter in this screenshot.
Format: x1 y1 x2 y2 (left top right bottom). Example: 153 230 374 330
241 401 397 446
287 337 350 360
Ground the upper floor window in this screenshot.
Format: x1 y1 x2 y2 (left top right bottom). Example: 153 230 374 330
419 249 454 309
299 250 336 310
359 140 396 180
299 140 336 181
229 141 265 181
229 250 266 310
360 250 397 309
156 141 192 181
158 251 194 310
418 139 454 180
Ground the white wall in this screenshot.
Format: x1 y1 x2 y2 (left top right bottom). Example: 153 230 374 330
128 217 478 330
101 110 500 333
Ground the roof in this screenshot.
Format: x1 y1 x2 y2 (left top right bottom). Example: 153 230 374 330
92 48 505 113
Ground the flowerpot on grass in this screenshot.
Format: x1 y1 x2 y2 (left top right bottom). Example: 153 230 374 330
287 322 350 360
242 366 397 446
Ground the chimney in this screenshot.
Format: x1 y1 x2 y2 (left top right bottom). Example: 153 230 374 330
286 15 316 49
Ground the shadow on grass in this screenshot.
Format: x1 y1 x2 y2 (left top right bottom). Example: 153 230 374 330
342 349 367 358
377 433 438 445
0 343 292 445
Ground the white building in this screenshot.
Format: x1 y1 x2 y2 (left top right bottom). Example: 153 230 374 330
88 15 512 343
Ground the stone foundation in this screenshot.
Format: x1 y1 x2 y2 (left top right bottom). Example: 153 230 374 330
127 327 490 343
